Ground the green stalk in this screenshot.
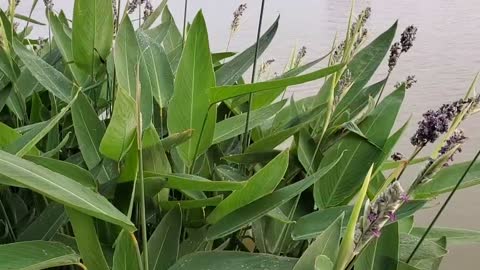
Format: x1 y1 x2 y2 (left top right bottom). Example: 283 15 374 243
241 0 266 153
182 0 188 48
406 149 480 263
135 66 148 270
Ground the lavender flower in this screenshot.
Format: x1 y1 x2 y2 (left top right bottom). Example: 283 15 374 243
410 98 471 147
294 46 307 68
400 25 418 53
388 42 401 72
439 129 467 163
395 75 417 90
336 69 352 102
43 0 53 10
144 0 153 17
231 3 247 33
332 42 345 63
128 0 139 14
354 181 405 253
391 152 404 161
258 59 275 77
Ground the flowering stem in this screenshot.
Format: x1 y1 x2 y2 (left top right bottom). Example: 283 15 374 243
406 149 480 263
241 0 266 153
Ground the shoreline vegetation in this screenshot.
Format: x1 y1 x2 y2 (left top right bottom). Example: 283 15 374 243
0 1 479 269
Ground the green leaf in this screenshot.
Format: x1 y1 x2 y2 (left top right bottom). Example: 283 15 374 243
209 64 343 104
13 39 74 103
148 206 182 270
334 165 373 270
158 129 194 151
115 15 139 97
25 155 97 189
67 208 110 270
0 122 39 155
293 214 343 270
222 150 281 165
412 161 480 199
100 88 137 161
113 231 142 270
342 22 397 102
72 91 106 169
6 94 77 157
145 173 245 192
14 13 45 25
167 11 216 167
72 0 113 75
355 223 399 270
206 154 342 240
48 11 87 84
143 143 172 175
137 30 174 108
161 6 183 69
212 52 236 63
215 17 279 86
17 203 66 241
169 251 298 270
207 150 289 224
292 205 351 240
0 150 135 231
399 233 447 262
0 241 80 269
213 100 286 144
315 86 405 208
315 255 334 270
160 195 223 210
410 227 480 245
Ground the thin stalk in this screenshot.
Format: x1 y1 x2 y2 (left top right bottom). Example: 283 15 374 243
0 197 15 241
182 0 188 48
406 149 480 263
241 0 266 153
135 67 148 270
375 72 391 107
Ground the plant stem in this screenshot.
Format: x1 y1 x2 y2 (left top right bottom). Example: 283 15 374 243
182 0 188 48
241 0 266 153
406 149 480 263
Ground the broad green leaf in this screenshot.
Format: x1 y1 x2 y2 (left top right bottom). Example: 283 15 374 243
411 227 480 245
43 132 71 158
212 52 236 63
297 128 320 174
399 233 447 262
412 237 446 270
17 203 66 241
72 0 113 75
159 129 194 151
215 16 279 86
169 251 298 270
0 241 80 269
6 94 77 157
167 11 216 167
72 91 106 169
207 151 289 224
24 155 96 189
161 6 183 69
292 205 351 240
293 214 343 270
206 154 342 240
222 150 281 165
160 195 223 210
145 173 245 192
399 216 415 234
412 161 480 199
0 122 39 155
398 262 423 270
355 223 399 270
137 31 174 108
100 88 136 161
333 79 386 121
48 11 87 84
141 0 168 29
209 64 343 104
334 165 373 270
13 39 74 103
214 100 286 144
341 22 397 102
0 150 135 231
113 231 142 270
315 255 334 270
143 143 172 175
115 15 139 97
67 208 110 270
315 86 405 208
145 21 171 44
148 206 182 270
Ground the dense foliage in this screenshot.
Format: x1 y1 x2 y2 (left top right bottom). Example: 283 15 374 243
0 1 479 270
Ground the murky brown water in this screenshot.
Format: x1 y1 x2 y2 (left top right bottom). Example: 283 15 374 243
7 0 480 268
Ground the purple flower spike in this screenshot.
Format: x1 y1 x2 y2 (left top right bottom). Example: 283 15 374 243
387 211 397 222
372 228 382 238
400 193 409 203
368 212 378 222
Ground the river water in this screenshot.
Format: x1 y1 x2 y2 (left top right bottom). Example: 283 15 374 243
6 0 480 268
